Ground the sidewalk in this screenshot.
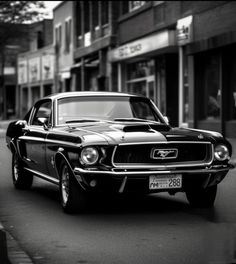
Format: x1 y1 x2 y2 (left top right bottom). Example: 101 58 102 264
0 120 33 263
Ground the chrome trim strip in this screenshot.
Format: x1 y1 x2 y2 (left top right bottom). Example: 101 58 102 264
74 166 231 176
117 141 212 146
19 136 81 147
19 136 45 142
111 142 214 169
24 168 59 185
45 139 80 147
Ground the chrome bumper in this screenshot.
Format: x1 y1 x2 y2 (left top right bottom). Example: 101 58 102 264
74 164 234 177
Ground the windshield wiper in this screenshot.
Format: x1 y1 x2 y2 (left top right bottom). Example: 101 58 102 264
114 118 160 123
65 119 99 123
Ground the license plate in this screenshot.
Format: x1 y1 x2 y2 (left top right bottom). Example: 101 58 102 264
149 174 182 190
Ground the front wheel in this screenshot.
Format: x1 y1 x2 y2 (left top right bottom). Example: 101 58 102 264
12 152 33 189
59 161 87 214
185 185 217 208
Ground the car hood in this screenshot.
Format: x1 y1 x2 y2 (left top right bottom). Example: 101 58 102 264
58 121 223 145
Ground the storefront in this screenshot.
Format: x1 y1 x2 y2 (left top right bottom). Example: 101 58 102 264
109 30 179 126
193 43 236 137
181 9 236 138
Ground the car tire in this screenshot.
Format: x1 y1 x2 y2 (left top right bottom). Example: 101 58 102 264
185 185 217 208
12 152 33 189
59 160 87 214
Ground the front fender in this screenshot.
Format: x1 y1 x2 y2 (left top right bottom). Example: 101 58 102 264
54 150 85 190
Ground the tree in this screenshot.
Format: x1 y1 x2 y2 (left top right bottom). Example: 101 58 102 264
0 1 46 119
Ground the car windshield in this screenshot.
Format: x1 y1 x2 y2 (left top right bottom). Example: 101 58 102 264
57 96 164 125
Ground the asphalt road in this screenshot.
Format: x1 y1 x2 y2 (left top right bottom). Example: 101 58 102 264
1 137 236 264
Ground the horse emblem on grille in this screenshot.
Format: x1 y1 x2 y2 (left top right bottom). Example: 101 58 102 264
151 148 178 159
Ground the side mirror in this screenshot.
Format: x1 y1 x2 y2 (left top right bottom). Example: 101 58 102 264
163 116 169 124
37 117 49 130
16 120 27 128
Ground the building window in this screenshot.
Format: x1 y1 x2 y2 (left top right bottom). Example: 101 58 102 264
76 2 82 43
65 18 72 53
55 24 62 49
121 2 129 15
129 1 147 12
84 1 90 33
101 1 109 25
37 31 44 49
92 1 99 29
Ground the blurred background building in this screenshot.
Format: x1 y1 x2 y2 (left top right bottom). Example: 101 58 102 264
1 1 235 138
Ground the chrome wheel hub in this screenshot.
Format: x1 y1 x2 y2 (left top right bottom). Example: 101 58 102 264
61 166 70 204
13 157 19 181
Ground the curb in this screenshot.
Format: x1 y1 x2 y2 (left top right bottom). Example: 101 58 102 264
7 232 33 264
0 222 33 264
0 223 9 264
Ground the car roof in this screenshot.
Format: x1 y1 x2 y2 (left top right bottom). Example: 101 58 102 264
44 91 141 101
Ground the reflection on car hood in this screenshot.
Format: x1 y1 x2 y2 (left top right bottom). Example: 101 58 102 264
57 121 221 145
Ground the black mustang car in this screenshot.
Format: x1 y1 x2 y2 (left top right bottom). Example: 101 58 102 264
6 92 234 213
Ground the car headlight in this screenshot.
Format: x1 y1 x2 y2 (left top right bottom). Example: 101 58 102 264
81 147 99 165
214 144 230 161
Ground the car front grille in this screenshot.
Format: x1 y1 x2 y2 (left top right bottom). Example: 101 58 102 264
112 142 213 168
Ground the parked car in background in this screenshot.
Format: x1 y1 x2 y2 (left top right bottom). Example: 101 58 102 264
6 92 234 213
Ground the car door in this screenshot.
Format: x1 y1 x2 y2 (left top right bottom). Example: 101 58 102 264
21 100 52 175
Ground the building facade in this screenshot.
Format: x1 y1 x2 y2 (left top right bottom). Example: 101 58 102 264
73 1 119 92
109 1 180 126
17 20 54 117
181 1 236 138
53 1 74 93
0 23 29 120
15 1 236 138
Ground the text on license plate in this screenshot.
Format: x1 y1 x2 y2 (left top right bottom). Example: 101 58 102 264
149 174 182 190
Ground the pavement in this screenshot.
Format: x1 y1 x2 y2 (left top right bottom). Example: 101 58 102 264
0 120 35 263
0 119 236 263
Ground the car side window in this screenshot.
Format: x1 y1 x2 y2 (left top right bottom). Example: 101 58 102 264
31 101 52 126
131 101 156 121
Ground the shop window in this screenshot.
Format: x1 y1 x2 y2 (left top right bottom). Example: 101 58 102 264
223 45 236 120
183 52 189 123
126 60 155 102
127 60 154 80
197 53 221 120
65 18 72 53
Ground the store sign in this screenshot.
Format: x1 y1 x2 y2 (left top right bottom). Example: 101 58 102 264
29 57 40 83
177 16 193 46
109 30 176 62
18 60 27 84
42 54 54 80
